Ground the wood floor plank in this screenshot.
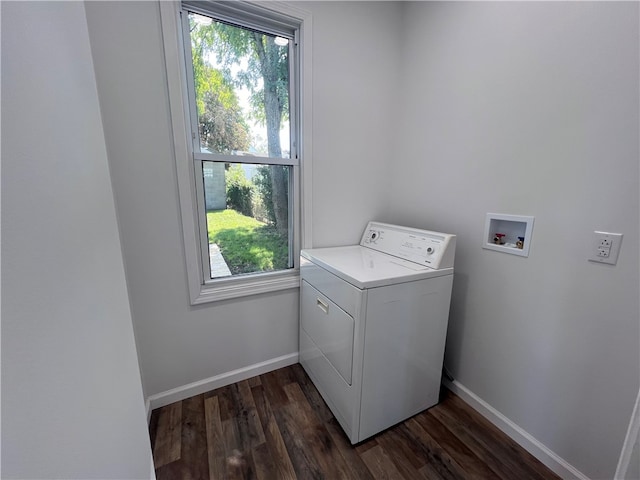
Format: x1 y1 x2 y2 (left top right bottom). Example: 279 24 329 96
296 422 354 479
441 391 559 479
289 363 334 423
231 381 266 450
263 415 297 479
416 411 499 480
380 422 428 470
360 443 406 479
222 417 242 458
428 398 553 480
247 375 262 388
355 437 378 455
420 462 448 480
273 364 299 387
249 384 272 428
283 382 322 428
250 384 297 480
221 411 255 480
324 418 376 480
154 459 193 479
281 382 356 478
217 385 240 422
404 417 466 480
259 370 289 409
376 428 431 479
204 395 227 480
251 441 279 480
151 365 562 480
153 401 182 468
272 404 324 479
394 422 451 479
225 448 257 480
180 394 209 480
251 431 296 480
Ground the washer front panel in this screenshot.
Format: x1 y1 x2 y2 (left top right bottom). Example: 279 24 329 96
301 280 355 385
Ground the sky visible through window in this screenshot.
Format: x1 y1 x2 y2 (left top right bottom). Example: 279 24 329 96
192 13 290 157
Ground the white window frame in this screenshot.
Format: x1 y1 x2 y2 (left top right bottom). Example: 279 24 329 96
160 1 312 304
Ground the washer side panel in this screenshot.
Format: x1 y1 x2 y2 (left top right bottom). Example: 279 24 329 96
358 274 454 441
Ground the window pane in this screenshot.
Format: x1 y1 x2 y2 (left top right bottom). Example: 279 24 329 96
203 161 292 279
188 12 290 158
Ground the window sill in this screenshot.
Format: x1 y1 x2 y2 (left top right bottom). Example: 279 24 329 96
191 270 300 304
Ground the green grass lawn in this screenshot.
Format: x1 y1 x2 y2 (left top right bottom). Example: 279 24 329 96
207 209 289 275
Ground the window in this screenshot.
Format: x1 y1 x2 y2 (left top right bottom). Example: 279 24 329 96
160 1 311 303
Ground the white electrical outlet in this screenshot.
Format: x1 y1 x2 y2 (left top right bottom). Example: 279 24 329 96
589 231 623 265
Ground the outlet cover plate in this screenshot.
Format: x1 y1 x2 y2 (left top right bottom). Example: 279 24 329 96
589 231 623 265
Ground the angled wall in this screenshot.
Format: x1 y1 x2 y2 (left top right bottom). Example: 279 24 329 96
1 1 153 478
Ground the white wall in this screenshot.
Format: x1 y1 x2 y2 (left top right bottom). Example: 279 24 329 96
299 1 402 247
391 3 639 479
1 2 153 478
84 1 401 400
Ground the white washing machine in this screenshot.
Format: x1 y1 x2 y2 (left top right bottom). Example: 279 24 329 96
299 221 456 444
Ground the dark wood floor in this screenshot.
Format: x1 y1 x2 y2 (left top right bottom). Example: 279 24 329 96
149 364 559 479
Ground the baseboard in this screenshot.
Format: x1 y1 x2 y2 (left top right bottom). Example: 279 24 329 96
150 455 157 480
615 388 640 479
146 352 299 414
145 398 152 424
443 378 589 480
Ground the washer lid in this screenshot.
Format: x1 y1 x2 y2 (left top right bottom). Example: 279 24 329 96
301 245 452 289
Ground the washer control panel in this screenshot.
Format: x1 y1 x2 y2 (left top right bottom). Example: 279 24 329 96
360 221 456 270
